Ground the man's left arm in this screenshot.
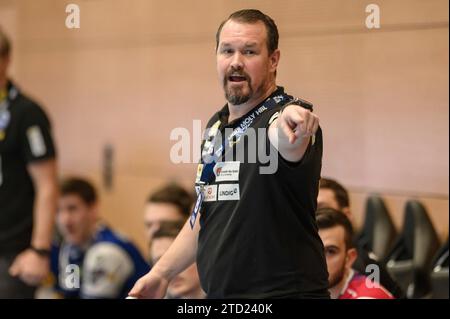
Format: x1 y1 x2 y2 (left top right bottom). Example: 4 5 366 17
268 104 320 162
9 159 58 286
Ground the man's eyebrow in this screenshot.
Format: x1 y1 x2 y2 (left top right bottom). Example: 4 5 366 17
325 245 340 250
219 42 258 48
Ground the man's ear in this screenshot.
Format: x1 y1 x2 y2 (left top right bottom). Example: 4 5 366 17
269 49 280 72
0 54 11 77
89 202 100 220
345 247 358 269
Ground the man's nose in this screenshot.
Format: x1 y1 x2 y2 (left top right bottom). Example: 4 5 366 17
230 52 244 70
58 210 71 225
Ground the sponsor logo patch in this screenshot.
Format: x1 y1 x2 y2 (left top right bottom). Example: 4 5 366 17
203 184 217 202
214 161 240 182
218 183 240 201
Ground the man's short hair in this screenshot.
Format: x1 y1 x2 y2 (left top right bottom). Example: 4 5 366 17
215 9 279 55
60 177 97 205
316 207 354 250
147 183 194 218
0 27 11 57
319 177 350 209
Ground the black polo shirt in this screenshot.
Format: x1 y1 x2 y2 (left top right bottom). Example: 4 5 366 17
0 81 56 253
196 87 329 298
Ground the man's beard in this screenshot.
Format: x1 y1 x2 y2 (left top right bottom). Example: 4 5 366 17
225 85 252 105
328 263 346 289
223 70 253 105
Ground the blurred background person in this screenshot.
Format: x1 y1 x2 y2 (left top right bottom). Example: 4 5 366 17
144 183 193 258
318 177 404 298
48 177 149 298
0 27 58 299
317 208 394 299
150 222 205 299
318 178 353 222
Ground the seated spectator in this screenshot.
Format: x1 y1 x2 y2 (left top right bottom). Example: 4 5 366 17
318 178 353 220
144 183 193 255
317 208 394 299
318 177 404 298
49 177 149 298
151 223 205 299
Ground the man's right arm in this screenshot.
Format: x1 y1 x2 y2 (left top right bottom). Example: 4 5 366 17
128 214 200 298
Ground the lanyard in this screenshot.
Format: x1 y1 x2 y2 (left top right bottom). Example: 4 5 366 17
198 91 293 187
0 83 18 138
189 91 294 228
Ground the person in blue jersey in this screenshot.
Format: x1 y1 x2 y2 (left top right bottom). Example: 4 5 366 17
48 177 149 299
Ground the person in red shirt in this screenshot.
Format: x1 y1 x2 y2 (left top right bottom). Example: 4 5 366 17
317 208 394 299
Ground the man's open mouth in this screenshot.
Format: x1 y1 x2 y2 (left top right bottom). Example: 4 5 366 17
228 75 247 82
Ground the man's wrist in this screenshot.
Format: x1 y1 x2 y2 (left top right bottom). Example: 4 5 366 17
280 98 314 114
29 245 51 257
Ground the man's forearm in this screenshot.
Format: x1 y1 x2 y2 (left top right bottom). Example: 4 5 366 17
31 183 58 249
152 216 200 281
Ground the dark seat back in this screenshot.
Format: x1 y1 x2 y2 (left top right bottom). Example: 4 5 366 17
386 200 440 298
358 195 397 261
430 239 449 299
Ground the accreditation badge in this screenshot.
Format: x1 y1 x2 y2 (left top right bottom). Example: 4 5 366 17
190 183 205 229
208 120 221 138
195 164 204 184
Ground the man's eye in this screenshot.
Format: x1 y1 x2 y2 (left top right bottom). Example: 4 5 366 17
244 50 255 55
221 49 233 54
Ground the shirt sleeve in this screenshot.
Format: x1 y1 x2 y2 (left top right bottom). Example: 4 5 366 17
20 103 56 163
262 109 323 215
